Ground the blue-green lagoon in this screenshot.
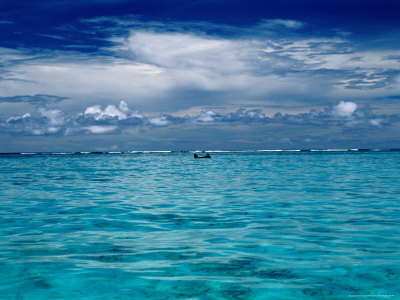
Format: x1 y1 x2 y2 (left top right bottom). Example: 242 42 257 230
0 150 399 299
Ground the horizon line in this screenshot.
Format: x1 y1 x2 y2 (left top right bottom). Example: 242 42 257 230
1 148 400 155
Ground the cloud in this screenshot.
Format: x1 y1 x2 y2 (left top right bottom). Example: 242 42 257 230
38 107 65 126
331 101 357 118
84 125 118 134
84 100 129 121
0 94 68 106
258 19 304 29
369 118 384 127
223 109 266 123
148 116 169 126
196 111 215 123
0 52 166 106
6 113 31 123
0 101 393 138
122 30 264 95
126 30 252 71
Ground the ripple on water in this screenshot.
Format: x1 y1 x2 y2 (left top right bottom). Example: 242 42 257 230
0 151 400 299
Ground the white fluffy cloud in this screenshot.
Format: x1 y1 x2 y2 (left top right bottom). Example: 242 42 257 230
197 111 215 122
331 101 357 118
84 100 129 120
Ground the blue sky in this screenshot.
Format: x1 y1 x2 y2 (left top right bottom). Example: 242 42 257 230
1 0 400 151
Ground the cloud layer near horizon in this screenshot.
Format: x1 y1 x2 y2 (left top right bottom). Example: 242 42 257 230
1 100 393 136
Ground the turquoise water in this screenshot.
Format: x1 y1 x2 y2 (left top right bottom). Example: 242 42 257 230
0 151 399 299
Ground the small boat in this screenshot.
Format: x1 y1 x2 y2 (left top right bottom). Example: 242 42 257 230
194 153 211 159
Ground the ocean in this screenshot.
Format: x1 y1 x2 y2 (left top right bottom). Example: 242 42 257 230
0 150 399 299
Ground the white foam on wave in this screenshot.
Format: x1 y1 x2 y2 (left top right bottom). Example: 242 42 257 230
108 152 122 154
52 152 73 155
128 150 172 153
21 152 35 155
205 150 252 153
142 150 172 153
311 149 348 152
258 149 301 152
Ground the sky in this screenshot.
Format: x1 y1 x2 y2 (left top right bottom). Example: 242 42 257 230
1 0 400 151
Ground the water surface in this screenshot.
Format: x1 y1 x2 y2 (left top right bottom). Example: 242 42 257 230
0 151 399 299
